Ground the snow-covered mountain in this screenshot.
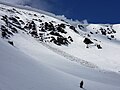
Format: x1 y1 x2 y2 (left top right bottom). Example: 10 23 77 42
0 2 120 90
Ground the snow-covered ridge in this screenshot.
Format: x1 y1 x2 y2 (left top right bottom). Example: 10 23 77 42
0 1 81 26
0 3 120 90
0 2 120 72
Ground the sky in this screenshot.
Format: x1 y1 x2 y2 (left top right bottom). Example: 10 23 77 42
1 0 120 24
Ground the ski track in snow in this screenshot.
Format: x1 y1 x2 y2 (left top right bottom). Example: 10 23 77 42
40 41 98 69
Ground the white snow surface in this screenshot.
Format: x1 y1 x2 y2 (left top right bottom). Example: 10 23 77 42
1 32 120 90
0 3 120 90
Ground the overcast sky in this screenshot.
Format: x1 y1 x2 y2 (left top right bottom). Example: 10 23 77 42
1 0 120 23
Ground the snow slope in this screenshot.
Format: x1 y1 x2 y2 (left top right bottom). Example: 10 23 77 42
0 2 120 72
1 33 120 90
0 3 120 90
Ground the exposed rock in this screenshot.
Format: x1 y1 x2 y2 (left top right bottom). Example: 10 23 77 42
97 44 102 49
9 17 21 26
83 38 93 45
8 41 14 46
70 25 79 34
83 38 93 48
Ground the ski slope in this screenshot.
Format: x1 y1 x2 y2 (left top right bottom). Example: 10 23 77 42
0 3 120 72
1 35 120 90
0 2 120 90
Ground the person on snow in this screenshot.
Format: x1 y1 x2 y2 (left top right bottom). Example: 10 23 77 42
80 80 84 88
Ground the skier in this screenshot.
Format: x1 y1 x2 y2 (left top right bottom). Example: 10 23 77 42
80 80 84 88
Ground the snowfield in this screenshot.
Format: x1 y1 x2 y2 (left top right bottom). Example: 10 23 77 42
0 2 120 90
1 33 120 90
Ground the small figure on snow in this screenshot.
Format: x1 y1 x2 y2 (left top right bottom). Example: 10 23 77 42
80 80 84 88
